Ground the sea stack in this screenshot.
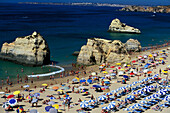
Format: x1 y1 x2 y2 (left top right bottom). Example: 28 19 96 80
0 31 50 66
108 18 141 34
77 38 131 65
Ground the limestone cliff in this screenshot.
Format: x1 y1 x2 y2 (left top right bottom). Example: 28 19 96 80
77 38 141 65
108 18 141 34
120 5 170 13
0 31 50 66
125 39 142 52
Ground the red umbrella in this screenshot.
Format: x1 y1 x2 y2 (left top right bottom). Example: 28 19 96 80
132 60 136 63
118 67 121 69
7 95 15 99
110 66 115 68
130 73 134 75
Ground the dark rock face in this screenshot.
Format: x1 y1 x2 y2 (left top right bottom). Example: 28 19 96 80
120 5 170 13
0 31 50 66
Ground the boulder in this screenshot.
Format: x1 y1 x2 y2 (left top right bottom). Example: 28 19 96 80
125 39 142 52
77 38 133 65
108 18 141 34
0 31 50 66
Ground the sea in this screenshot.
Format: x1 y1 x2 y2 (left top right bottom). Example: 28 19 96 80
0 3 170 81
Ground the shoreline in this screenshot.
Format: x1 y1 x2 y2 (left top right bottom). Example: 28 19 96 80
0 43 169 93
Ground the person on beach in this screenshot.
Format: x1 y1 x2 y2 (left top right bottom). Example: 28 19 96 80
20 77 22 83
1 79 3 86
31 77 33 84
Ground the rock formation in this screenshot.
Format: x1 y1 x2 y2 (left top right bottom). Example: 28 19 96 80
125 39 142 52
108 18 141 34
120 5 170 13
0 31 50 66
77 38 141 65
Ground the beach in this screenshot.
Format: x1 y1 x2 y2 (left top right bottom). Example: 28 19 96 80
0 45 169 113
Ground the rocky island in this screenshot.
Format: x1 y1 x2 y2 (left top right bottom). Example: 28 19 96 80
108 18 141 34
77 38 141 65
120 5 170 13
0 32 50 66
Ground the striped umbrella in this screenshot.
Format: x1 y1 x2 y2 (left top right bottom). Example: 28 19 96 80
144 96 151 100
163 95 170 101
109 101 116 105
2 102 9 109
151 94 159 98
129 105 135 109
158 91 166 95
106 92 113 96
65 97 71 100
108 104 115 109
89 100 95 103
140 100 148 104
116 99 124 102
49 97 56 100
98 95 106 101
134 103 142 107
102 107 108 110
80 102 88 108
131 92 138 95
111 90 117 93
124 108 131 111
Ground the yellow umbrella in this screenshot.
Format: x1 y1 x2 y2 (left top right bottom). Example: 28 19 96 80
159 58 164 60
162 70 168 73
75 77 79 81
116 63 121 65
42 84 48 86
149 54 152 57
13 91 20 95
103 71 108 74
103 79 110 82
53 104 59 109
127 65 131 67
120 69 124 71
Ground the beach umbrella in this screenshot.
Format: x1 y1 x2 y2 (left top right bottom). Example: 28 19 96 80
52 104 59 109
132 60 136 63
48 101 55 105
124 108 131 111
2 102 9 109
23 85 29 88
151 94 159 98
111 90 117 93
7 94 15 99
45 106 54 112
118 71 124 75
80 102 88 108
134 103 142 108
163 95 170 101
60 86 69 90
65 96 71 100
127 95 135 99
138 56 142 59
42 83 48 86
116 99 124 102
140 100 148 104
33 93 40 97
123 75 129 79
13 91 20 95
89 100 95 103
116 63 121 65
106 92 113 96
87 79 92 83
91 72 96 76
29 109 38 113
108 104 115 109
129 105 135 109
158 91 166 95
109 101 116 105
104 81 110 84
102 107 108 110
103 71 108 74
31 99 38 104
131 92 138 95
72 78 78 82
52 86 59 90
98 95 106 101
110 66 115 68
80 79 86 83
144 55 148 58
49 97 56 100
162 70 168 74
109 70 113 73
92 85 101 88
8 98 17 106
144 96 151 100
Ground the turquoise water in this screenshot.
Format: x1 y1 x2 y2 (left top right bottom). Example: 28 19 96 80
0 3 170 80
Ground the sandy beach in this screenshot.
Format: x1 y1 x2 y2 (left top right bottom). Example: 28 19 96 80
0 46 170 113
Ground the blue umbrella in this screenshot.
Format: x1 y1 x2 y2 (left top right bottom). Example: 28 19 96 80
80 79 86 83
87 79 92 84
158 91 166 95
104 81 110 84
134 103 142 107
80 102 88 108
102 107 108 110
89 100 95 103
132 92 138 95
49 97 56 100
108 104 115 109
31 99 38 104
93 85 101 88
116 99 124 102
109 101 116 105
8 98 17 106
140 100 148 104
129 105 135 109
163 95 170 101
123 75 129 79
124 108 131 111
101 77 105 79
151 94 159 98
106 92 113 96
111 90 117 93
65 97 71 100
45 106 54 112
98 95 106 101
34 93 40 97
